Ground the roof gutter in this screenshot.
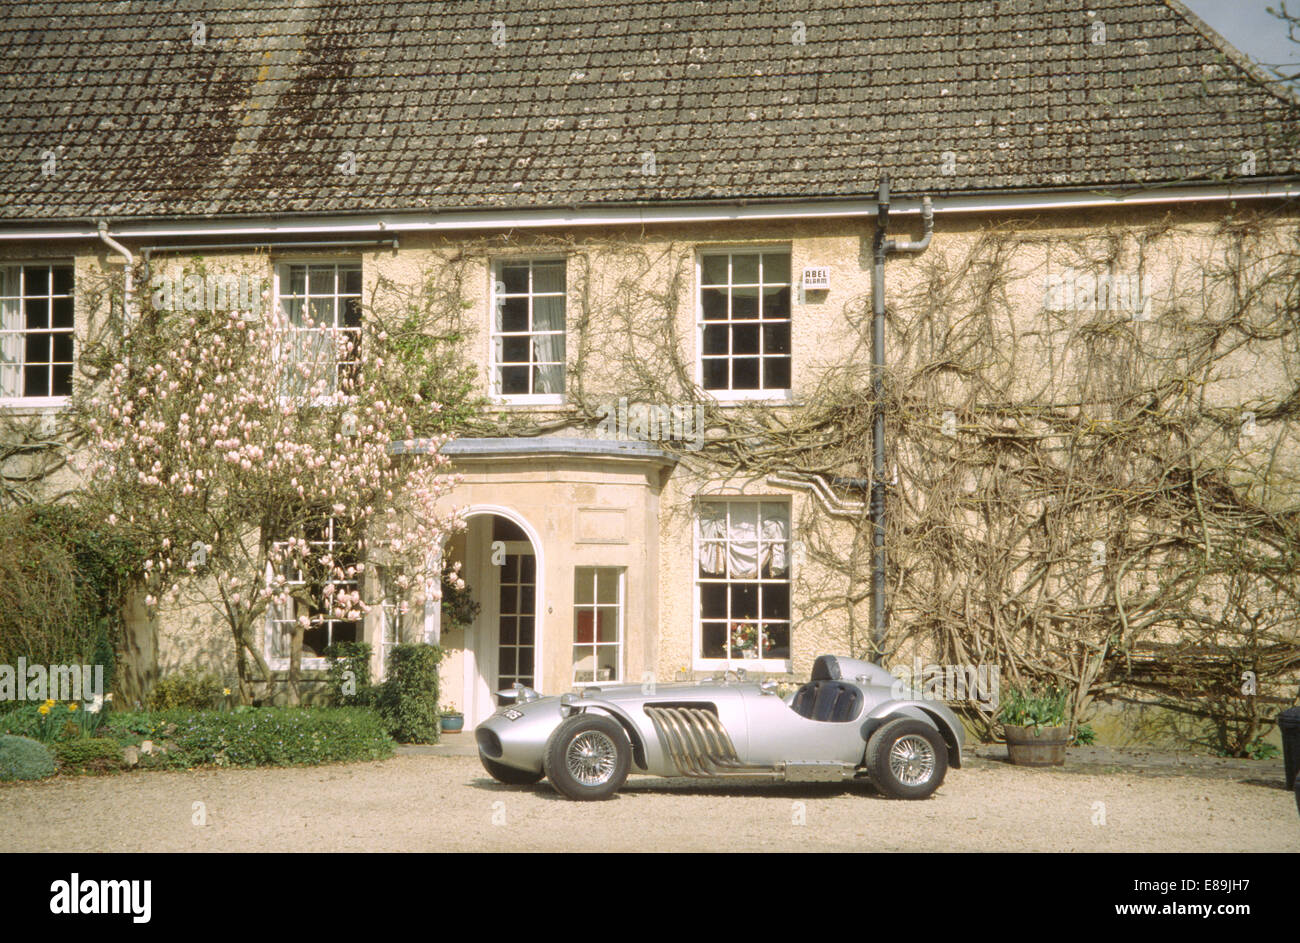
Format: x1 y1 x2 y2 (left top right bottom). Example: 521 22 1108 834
3 180 1295 241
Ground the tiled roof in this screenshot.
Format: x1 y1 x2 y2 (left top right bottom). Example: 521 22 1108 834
0 0 1296 221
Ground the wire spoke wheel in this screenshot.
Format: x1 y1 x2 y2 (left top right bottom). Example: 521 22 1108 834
888 734 936 786
566 730 618 785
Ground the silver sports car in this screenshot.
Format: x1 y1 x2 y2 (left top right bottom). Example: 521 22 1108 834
475 654 964 800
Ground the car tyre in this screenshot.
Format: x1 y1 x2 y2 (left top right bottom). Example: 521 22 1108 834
543 712 630 801
865 717 949 799
480 754 545 786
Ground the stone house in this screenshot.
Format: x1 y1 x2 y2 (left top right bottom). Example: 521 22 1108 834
0 1 1297 730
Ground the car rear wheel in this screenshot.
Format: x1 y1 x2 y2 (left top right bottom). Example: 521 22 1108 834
865 717 949 799
543 713 630 801
480 754 545 786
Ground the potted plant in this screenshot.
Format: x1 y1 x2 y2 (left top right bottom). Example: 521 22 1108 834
729 621 760 659
440 703 465 734
999 685 1070 766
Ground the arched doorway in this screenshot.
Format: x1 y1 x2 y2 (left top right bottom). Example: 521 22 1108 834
453 506 544 727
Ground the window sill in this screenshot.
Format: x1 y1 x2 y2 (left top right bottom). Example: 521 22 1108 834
704 389 795 405
0 398 69 412
489 395 567 408
693 657 792 673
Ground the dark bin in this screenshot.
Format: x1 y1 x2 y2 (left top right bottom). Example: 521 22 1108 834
1279 706 1300 790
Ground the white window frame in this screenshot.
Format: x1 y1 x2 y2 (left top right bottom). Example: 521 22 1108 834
695 248 794 404
489 256 567 405
572 566 625 686
264 515 363 671
692 497 793 673
0 262 75 408
273 260 362 403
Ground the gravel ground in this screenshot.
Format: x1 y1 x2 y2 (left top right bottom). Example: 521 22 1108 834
2 751 1296 852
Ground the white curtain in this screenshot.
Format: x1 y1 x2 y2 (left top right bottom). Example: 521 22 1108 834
0 267 22 397
699 503 789 578
531 295 565 394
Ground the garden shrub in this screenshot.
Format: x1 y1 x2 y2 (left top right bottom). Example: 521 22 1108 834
146 668 225 711
0 734 56 781
54 737 122 772
103 707 393 768
0 503 139 680
0 702 103 742
324 641 373 707
377 643 443 743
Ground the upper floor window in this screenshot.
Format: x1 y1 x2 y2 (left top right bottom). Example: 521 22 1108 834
0 264 74 402
491 258 565 402
699 250 791 395
278 262 361 398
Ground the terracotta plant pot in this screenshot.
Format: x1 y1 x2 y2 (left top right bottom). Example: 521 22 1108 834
1004 724 1068 766
440 714 465 734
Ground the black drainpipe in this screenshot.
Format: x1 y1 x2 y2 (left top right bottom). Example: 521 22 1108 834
870 175 934 662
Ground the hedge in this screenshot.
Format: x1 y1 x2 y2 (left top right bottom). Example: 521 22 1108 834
102 707 394 768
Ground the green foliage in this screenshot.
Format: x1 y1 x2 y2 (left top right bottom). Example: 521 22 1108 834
0 702 103 743
0 503 140 675
440 573 481 629
324 641 373 707
103 707 393 768
999 685 1068 730
54 737 122 772
1244 739 1280 760
146 668 226 711
1073 723 1097 746
376 643 443 743
0 734 56 781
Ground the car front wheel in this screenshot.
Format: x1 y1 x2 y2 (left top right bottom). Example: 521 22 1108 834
865 717 949 799
543 713 630 801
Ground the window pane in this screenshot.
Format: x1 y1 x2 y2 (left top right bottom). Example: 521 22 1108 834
701 287 728 320
703 324 728 355
731 286 759 319
341 267 362 295
287 266 307 294
761 583 790 619
762 286 791 319
534 364 564 394
25 298 47 330
575 570 594 605
52 333 73 363
23 266 48 294
502 335 529 363
499 297 528 332
52 266 74 295
732 357 760 389
500 264 529 294
701 255 729 285
762 253 791 284
533 295 564 332
51 364 72 396
763 322 791 354
701 622 727 658
519 617 535 645
52 297 73 329
732 324 759 355
23 365 47 397
308 267 334 294
731 254 760 283
596 569 618 604
763 357 791 390
702 358 728 390
532 261 565 294
701 583 727 618
25 333 49 362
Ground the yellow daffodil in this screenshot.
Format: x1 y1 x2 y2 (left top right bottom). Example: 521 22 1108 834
38 704 50 715
67 703 78 712
223 688 231 696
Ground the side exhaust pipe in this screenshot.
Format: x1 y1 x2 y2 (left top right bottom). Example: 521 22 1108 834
645 706 776 778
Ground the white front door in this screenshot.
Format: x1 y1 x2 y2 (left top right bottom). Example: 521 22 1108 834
464 516 538 727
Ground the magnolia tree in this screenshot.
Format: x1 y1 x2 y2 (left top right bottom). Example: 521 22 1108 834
70 266 461 703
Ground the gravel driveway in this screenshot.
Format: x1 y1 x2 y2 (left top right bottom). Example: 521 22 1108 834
2 752 1296 852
